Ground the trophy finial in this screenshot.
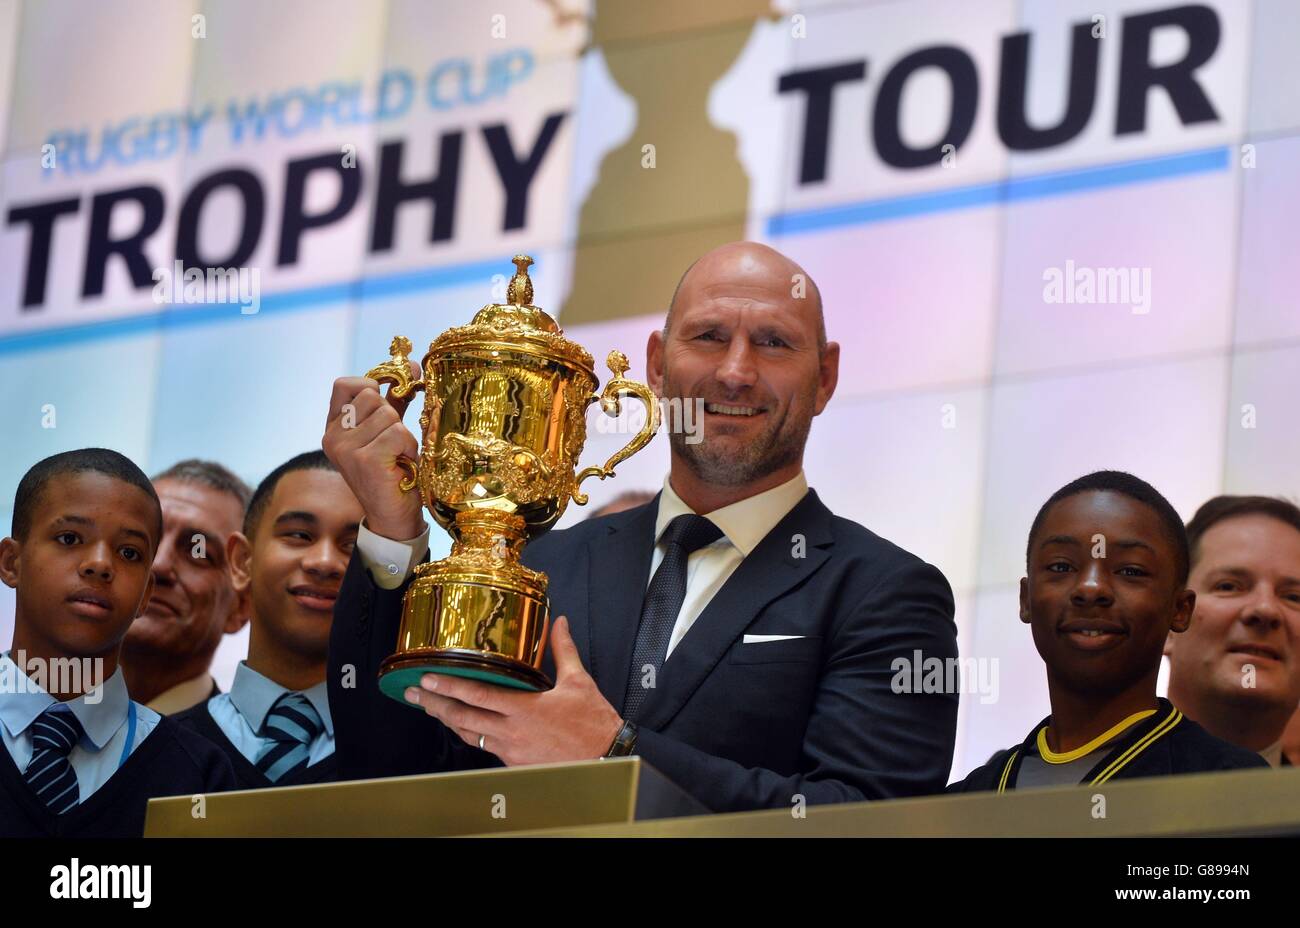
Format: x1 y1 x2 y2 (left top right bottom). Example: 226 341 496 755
507 255 534 306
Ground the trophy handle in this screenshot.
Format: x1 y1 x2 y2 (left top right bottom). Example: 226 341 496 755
365 335 426 493
572 351 661 506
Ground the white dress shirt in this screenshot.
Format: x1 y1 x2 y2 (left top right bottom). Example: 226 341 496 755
650 471 808 657
355 471 810 658
357 519 432 590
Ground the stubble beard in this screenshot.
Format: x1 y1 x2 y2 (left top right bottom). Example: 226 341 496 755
662 371 814 488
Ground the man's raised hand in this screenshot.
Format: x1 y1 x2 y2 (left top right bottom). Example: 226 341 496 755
322 370 425 541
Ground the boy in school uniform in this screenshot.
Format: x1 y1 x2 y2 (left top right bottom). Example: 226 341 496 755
172 451 361 789
0 449 236 837
951 471 1266 793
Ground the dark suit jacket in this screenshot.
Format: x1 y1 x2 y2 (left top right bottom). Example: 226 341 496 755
328 489 959 812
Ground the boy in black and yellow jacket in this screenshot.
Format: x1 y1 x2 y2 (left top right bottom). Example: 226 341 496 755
952 471 1265 793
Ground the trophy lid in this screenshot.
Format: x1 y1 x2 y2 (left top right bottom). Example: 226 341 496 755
428 255 594 373
469 255 560 332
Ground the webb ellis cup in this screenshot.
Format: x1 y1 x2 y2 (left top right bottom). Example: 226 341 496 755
364 255 660 699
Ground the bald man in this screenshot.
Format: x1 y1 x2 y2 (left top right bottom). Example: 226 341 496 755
324 242 959 812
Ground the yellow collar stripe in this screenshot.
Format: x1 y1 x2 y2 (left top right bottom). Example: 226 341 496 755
1036 708 1158 764
996 750 1019 794
1091 709 1183 785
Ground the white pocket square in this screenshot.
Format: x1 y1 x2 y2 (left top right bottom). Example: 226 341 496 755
742 634 805 644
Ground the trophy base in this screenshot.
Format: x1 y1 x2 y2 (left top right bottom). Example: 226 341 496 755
379 649 553 703
377 509 553 704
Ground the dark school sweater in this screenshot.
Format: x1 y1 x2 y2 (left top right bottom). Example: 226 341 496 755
0 715 237 837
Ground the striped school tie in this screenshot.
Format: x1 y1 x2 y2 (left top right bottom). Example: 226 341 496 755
255 693 323 783
24 703 85 814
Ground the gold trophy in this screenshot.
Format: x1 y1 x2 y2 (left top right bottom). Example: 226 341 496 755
364 255 660 700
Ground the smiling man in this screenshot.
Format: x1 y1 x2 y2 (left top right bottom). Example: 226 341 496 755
1166 496 1300 767
325 241 960 812
951 471 1266 793
171 451 360 789
121 460 251 714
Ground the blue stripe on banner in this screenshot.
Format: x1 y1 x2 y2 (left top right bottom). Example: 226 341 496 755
765 146 1231 237
0 256 513 358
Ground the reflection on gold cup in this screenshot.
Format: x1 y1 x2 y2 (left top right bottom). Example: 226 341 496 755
365 256 660 698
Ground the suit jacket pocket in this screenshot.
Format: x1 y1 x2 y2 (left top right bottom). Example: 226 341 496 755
729 636 822 664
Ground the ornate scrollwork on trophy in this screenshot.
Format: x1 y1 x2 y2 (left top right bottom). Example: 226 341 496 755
363 255 659 698
428 432 566 506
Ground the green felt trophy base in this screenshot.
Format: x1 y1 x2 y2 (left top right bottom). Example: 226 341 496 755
379 649 552 704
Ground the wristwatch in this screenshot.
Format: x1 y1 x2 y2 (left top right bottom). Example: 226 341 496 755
604 719 639 757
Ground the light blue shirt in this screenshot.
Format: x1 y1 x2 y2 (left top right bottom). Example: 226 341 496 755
0 651 160 802
206 661 334 767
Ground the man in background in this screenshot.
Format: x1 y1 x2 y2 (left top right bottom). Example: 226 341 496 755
1166 495 1300 766
120 459 251 714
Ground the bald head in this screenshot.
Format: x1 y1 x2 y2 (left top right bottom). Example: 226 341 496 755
665 242 826 354
648 241 840 496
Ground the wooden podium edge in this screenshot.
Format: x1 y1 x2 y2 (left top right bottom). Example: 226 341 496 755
483 766 1300 837
144 756 702 837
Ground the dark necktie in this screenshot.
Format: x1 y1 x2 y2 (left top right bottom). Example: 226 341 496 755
623 513 724 719
24 703 85 814
256 693 323 782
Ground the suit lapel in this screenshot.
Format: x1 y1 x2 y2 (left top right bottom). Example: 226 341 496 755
633 489 835 731
584 495 660 712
